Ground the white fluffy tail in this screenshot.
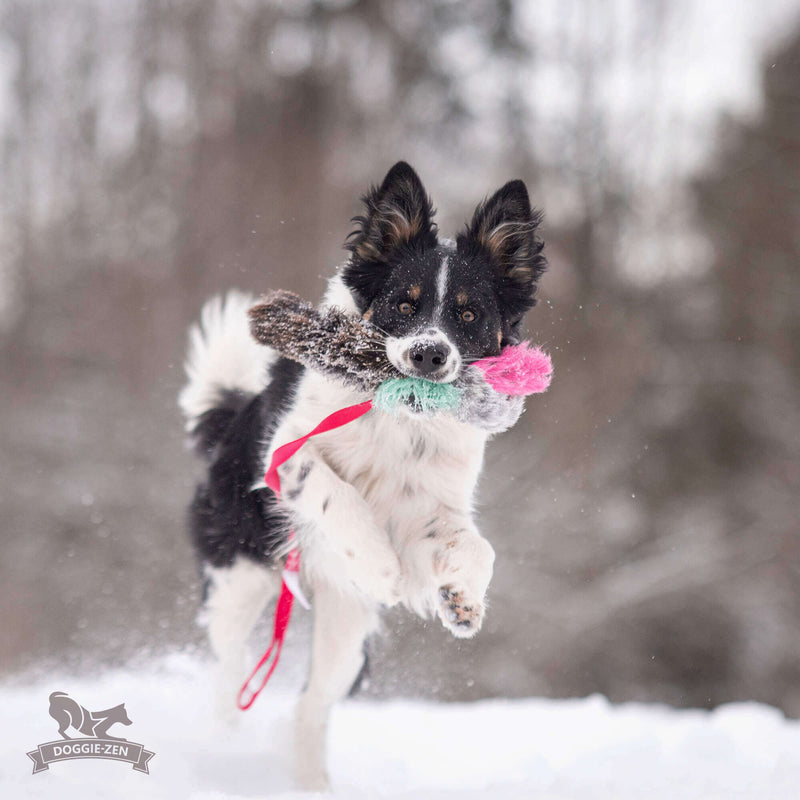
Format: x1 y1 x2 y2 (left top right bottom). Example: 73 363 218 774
178 290 276 431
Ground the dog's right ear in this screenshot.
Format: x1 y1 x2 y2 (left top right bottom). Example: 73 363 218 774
343 161 438 309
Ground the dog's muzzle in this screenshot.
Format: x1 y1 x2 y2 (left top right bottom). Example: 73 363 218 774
386 332 461 383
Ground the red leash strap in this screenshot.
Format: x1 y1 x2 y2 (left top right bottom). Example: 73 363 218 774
237 399 374 710
263 400 374 494
236 570 295 710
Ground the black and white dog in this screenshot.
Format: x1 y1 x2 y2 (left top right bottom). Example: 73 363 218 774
179 162 546 790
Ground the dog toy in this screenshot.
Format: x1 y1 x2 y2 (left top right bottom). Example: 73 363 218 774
237 290 552 710
248 290 552 408
374 378 460 414
470 340 552 395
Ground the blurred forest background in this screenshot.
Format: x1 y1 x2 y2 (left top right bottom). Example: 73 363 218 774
1 0 800 715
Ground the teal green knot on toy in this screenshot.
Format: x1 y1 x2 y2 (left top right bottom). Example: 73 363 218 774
373 377 461 415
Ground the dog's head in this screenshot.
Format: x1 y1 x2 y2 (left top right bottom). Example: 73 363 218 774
109 703 132 725
341 161 546 383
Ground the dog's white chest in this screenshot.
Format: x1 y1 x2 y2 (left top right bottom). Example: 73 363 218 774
277 370 487 545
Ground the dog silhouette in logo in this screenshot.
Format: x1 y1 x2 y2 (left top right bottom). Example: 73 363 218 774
48 692 132 741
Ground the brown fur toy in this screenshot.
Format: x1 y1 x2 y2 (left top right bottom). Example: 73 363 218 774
248 290 401 393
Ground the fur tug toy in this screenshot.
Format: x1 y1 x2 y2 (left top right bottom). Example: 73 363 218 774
249 290 552 425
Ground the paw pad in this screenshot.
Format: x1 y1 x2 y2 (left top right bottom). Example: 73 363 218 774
438 585 484 638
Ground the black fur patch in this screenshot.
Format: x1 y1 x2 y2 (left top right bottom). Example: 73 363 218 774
347 643 371 697
342 161 439 309
190 389 250 460
297 461 313 482
285 460 313 501
457 179 546 325
189 358 304 568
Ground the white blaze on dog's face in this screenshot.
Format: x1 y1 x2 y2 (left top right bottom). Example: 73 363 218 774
341 162 546 383
381 249 464 383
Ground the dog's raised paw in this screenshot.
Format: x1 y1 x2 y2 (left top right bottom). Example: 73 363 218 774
345 539 403 607
437 585 484 638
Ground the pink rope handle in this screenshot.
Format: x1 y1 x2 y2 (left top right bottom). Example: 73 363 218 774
237 399 374 710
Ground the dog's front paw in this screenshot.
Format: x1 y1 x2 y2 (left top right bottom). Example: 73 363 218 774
437 585 485 638
345 540 403 607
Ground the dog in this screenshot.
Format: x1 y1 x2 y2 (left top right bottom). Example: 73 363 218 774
179 161 546 790
49 691 132 741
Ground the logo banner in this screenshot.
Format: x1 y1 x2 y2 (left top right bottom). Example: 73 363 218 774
27 738 155 774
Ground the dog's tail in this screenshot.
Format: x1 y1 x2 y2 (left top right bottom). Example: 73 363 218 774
179 290 276 459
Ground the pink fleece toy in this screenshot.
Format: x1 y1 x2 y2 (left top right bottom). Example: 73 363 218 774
473 341 552 396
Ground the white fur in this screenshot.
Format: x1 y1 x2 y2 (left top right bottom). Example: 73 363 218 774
202 559 281 726
435 252 450 308
179 290 276 430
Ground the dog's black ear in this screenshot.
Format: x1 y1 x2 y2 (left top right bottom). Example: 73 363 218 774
343 161 438 307
458 180 546 319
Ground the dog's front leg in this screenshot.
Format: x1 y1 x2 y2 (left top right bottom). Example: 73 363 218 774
277 449 402 606
403 509 495 638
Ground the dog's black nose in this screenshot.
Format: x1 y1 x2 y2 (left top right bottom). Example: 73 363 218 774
409 342 450 375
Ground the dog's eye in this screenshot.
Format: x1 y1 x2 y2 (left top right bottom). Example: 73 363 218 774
461 309 476 323
398 301 414 315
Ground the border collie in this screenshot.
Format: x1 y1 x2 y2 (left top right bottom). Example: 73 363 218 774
179 162 546 790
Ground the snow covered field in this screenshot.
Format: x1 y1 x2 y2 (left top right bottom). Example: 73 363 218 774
3 653 800 800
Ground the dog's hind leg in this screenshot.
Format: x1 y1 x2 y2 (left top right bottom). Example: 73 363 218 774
295 576 379 792
53 712 73 740
202 557 281 726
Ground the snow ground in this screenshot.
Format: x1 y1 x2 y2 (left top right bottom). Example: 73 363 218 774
3 653 800 800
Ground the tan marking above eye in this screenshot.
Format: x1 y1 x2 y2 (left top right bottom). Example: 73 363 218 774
456 291 469 306
461 309 476 322
409 285 422 300
398 301 414 315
